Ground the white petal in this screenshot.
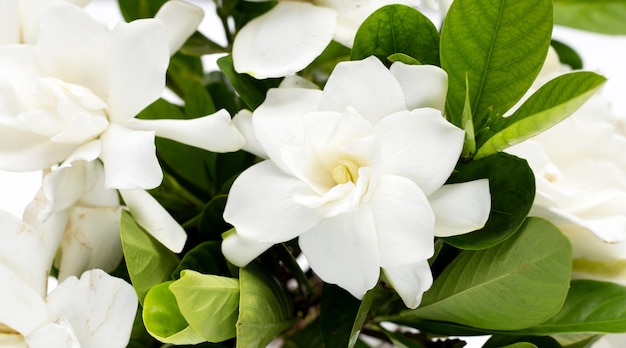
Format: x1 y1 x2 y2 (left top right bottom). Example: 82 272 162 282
221 231 274 267
253 87 322 170
100 124 162 190
125 109 245 152
37 2 109 98
382 260 433 309
369 175 435 267
232 109 267 158
0 210 51 297
223 160 320 243
19 0 91 44
390 62 448 111
319 56 406 124
119 189 187 253
25 320 80 348
41 163 88 216
232 1 336 78
107 18 169 123
47 269 138 348
430 180 491 237
375 108 464 196
155 0 204 55
299 206 380 299
0 264 48 336
56 205 123 281
61 140 102 167
0 0 19 44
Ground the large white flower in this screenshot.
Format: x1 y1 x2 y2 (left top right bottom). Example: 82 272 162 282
0 209 137 348
222 57 490 308
232 0 429 78
507 49 626 284
0 2 245 190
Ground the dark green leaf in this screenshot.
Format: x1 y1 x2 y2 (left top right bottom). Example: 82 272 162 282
180 32 228 56
351 5 439 66
441 0 553 127
120 211 180 303
554 0 626 35
320 284 374 348
551 40 583 70
443 153 535 250
172 241 231 279
217 55 281 110
118 0 167 21
398 218 572 330
485 335 561 348
475 71 606 159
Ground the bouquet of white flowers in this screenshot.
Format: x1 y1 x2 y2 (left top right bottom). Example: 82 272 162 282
0 0 625 347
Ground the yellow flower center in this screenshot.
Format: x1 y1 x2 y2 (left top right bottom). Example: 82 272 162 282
331 160 359 185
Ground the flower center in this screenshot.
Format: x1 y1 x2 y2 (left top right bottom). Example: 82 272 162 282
331 160 359 185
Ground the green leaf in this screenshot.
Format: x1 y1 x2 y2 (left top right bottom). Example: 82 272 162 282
554 0 626 35
180 32 228 56
143 281 205 345
475 71 606 159
172 241 231 280
443 153 535 250
460 75 476 158
485 335 561 348
513 280 626 335
399 218 572 330
170 270 240 342
551 40 583 70
441 0 553 127
351 5 439 66
216 55 281 110
236 266 295 347
320 285 374 348
387 53 421 66
118 0 167 21
120 211 180 303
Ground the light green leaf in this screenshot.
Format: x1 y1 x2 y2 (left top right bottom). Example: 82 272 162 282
441 0 552 127
475 71 606 159
514 280 626 334
143 281 205 345
120 210 180 303
237 266 294 348
554 0 626 35
387 53 421 66
170 270 239 342
461 75 476 158
399 217 572 330
351 4 439 66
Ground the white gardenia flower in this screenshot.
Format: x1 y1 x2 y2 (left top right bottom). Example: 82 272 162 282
0 210 137 348
222 57 491 308
232 0 428 78
0 2 245 191
0 0 90 44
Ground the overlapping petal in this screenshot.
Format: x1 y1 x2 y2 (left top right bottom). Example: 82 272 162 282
375 108 464 195
390 62 448 111
25 320 80 348
232 109 267 158
0 0 19 44
221 232 274 267
0 265 48 336
155 0 204 55
382 259 433 309
232 1 337 78
429 180 491 237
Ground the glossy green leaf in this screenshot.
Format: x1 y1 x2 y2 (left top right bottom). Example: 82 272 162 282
554 0 626 35
475 71 606 159
237 266 294 348
441 0 552 127
551 40 583 70
143 281 205 345
120 211 180 303
399 218 572 330
170 270 240 342
443 153 535 250
172 241 231 280
118 0 167 21
320 285 374 348
217 55 281 110
513 280 626 335
351 4 439 66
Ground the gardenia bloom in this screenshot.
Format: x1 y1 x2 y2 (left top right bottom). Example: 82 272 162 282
0 209 137 347
0 2 245 191
223 57 491 308
232 0 429 78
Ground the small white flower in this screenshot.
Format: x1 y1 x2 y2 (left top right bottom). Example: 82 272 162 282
223 57 490 308
0 210 137 348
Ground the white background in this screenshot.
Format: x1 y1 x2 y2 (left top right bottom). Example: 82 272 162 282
0 2 625 347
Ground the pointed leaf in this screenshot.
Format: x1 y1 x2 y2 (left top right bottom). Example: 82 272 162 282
121 210 180 303
554 0 626 35
351 5 439 66
237 266 295 348
399 218 571 330
217 55 281 110
475 71 606 159
170 270 239 342
441 0 553 127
